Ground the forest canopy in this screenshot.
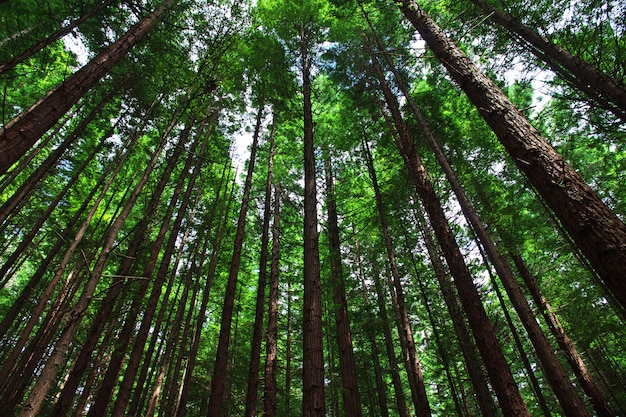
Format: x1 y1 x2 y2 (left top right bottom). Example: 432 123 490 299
0 0 625 416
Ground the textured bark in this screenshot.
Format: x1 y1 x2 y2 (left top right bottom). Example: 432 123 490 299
0 0 115 75
397 0 626 312
362 138 431 417
323 155 364 417
412 203 498 417
207 102 264 416
366 36 530 416
512 254 616 417
263 183 281 417
468 0 626 120
392 60 591 415
300 22 326 417
244 101 272 417
0 0 176 173
18 125 166 417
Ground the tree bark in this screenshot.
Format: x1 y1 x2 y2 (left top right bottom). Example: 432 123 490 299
263 182 281 417
365 35 530 416
323 154 364 417
244 100 273 417
468 0 626 120
207 102 264 416
0 0 176 173
397 0 626 312
300 22 326 417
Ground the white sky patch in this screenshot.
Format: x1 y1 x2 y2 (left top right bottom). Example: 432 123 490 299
63 31 90 67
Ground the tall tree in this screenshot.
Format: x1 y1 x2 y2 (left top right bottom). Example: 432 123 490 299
396 0 626 311
0 0 177 173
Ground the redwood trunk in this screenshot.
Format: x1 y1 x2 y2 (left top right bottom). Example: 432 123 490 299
0 0 176 173
397 0 626 312
207 102 264 416
300 22 326 417
323 155 364 417
366 37 530 416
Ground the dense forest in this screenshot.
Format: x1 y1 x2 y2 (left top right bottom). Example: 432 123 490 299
1 0 625 415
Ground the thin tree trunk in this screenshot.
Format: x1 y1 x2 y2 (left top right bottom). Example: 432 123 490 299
411 200 498 417
365 35 530 416
512 254 616 416
468 0 626 120
263 181 281 417
174 153 233 417
370 259 411 417
323 154 364 417
245 105 274 417
397 0 626 311
299 21 326 417
207 102 265 416
0 0 177 173
353 231 390 417
0 0 115 75
17 123 167 417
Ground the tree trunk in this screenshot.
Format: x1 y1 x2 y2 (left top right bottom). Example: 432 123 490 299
244 100 273 417
365 36 530 416
389 49 591 414
362 138 431 417
207 101 264 416
512 254 616 417
411 200 498 417
0 0 176 173
370 259 411 417
353 232 391 417
323 154 364 417
468 0 626 120
397 0 626 312
263 181 281 417
300 22 326 417
0 0 115 75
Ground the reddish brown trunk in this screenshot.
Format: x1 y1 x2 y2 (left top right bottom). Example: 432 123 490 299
366 36 530 416
263 183 281 417
0 0 176 173
469 0 626 120
207 102 264 416
323 155 364 417
300 23 326 417
397 0 626 312
244 101 272 417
